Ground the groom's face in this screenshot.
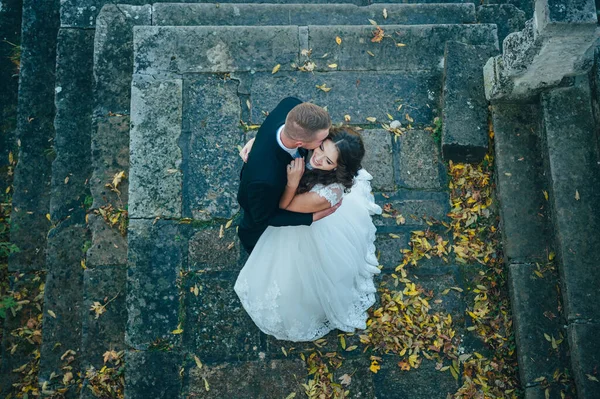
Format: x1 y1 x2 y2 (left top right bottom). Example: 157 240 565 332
301 128 329 150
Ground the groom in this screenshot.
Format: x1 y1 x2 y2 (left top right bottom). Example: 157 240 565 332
237 97 340 253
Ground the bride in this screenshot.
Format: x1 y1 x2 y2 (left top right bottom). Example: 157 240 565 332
234 125 382 342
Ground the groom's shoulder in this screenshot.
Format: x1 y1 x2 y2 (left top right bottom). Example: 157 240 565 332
269 97 303 119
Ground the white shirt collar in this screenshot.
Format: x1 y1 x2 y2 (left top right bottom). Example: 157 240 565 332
276 124 299 158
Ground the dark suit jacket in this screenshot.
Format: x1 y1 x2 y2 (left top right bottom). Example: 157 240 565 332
237 97 313 253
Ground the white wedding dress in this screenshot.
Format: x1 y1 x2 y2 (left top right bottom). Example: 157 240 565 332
234 169 382 342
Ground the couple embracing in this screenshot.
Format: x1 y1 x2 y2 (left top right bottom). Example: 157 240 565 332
234 97 382 342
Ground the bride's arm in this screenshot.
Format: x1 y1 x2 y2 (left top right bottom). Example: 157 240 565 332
283 192 333 213
279 158 304 209
239 137 255 162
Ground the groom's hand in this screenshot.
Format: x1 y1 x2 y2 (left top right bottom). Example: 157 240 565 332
312 200 342 222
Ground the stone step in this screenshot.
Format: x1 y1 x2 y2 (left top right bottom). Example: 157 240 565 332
133 24 498 75
540 76 600 397
441 41 497 163
491 103 551 263
475 4 526 44
37 28 94 393
153 3 477 26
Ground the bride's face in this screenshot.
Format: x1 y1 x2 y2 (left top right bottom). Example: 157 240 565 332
309 140 338 171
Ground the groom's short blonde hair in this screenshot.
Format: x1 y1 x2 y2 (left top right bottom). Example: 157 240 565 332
285 103 331 141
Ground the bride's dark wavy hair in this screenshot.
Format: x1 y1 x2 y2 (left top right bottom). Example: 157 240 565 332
297 125 365 194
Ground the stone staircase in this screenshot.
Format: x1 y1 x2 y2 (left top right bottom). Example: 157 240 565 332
491 30 600 399
8 0 600 398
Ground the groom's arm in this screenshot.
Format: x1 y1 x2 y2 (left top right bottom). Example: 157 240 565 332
247 181 313 227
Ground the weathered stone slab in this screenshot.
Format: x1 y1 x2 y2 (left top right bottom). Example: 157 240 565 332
51 28 93 223
492 103 550 263
507 263 567 385
93 5 151 116
125 350 183 399
265 329 339 358
361 129 394 191
153 3 476 26
373 355 459 398
182 275 261 361
129 76 183 219
307 24 498 72
82 266 127 369
249 71 441 125
39 222 88 384
90 115 130 210
133 26 300 75
524 385 568 399
126 219 184 349
405 269 466 319
486 0 600 101
442 41 496 163
541 79 600 322
181 76 242 221
86 213 127 267
8 0 59 272
476 4 526 44
373 197 449 228
188 226 240 272
398 129 443 189
376 233 410 271
567 322 600 399
185 359 305 398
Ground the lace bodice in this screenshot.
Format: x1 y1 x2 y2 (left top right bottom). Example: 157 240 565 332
309 183 345 206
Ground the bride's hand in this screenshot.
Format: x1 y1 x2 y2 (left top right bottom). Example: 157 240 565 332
286 158 304 188
239 137 256 162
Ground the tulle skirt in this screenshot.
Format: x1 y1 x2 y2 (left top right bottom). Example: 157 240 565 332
234 169 381 342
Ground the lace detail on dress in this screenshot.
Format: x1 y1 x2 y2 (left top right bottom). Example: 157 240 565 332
310 183 344 206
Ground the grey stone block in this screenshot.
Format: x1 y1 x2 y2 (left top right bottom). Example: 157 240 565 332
184 359 306 398
265 329 339 358
39 222 89 384
376 233 410 271
8 0 59 272
90 115 130 210
307 24 498 72
249 71 441 125
93 4 152 116
361 129 394 191
492 103 551 263
373 198 448 228
82 266 127 369
477 4 527 44
124 350 183 399
182 275 261 361
373 355 459 398
181 76 243 221
538 0 598 25
567 322 600 398
153 3 476 26
507 263 567 385
126 219 184 349
51 28 93 223
86 213 127 267
524 385 570 399
129 76 183 219
442 41 497 163
398 129 443 189
133 25 300 75
188 226 240 273
541 79 600 322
